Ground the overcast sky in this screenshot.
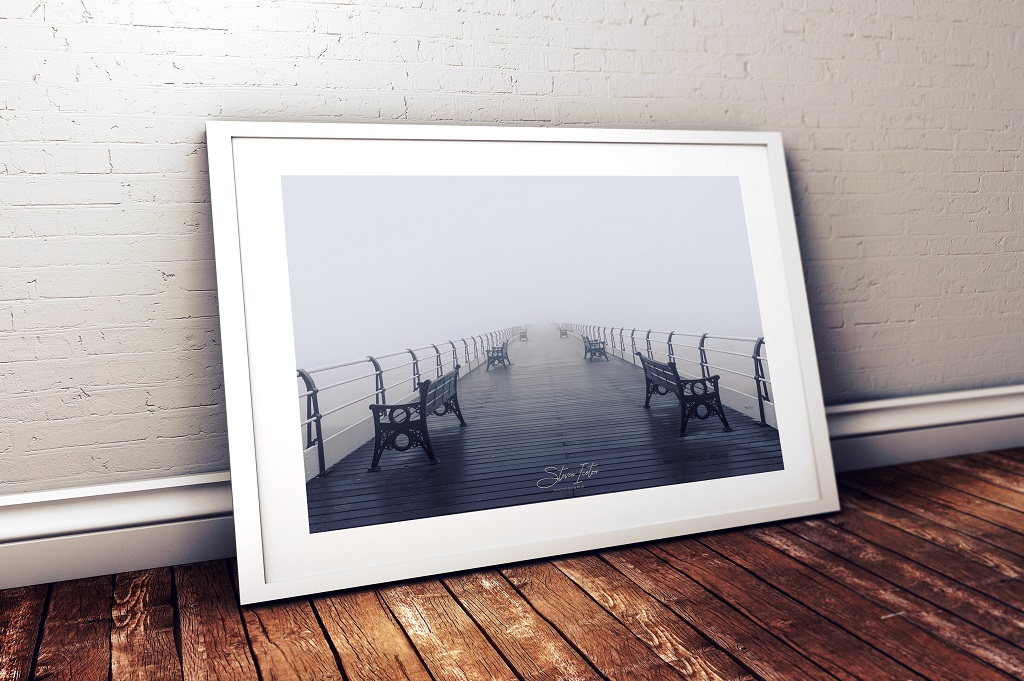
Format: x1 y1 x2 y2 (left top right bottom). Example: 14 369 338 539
281 176 762 369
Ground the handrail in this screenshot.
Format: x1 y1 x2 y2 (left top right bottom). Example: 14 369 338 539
562 323 773 426
297 325 524 475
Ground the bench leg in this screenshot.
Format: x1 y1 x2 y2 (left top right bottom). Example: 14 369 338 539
448 394 468 427
368 432 386 472
715 396 733 432
679 403 690 437
643 380 656 408
421 428 441 466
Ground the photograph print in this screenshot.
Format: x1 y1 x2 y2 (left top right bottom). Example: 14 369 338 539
283 174 785 534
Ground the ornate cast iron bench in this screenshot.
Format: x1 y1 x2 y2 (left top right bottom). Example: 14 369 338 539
520 329 528 341
367 365 466 472
486 340 512 371
636 352 732 437
582 336 609 362
559 327 569 338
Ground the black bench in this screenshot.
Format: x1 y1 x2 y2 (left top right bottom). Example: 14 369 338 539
559 327 569 338
582 336 609 362
636 353 732 437
486 340 512 371
367 365 466 472
520 329 528 341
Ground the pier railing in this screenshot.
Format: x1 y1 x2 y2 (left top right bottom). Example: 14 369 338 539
563 323 773 427
297 326 523 478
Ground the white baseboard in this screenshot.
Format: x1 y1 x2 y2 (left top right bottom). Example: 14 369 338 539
2 385 1022 589
0 472 235 589
825 384 1024 472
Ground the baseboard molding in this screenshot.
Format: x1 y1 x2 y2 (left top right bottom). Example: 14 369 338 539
825 384 1024 472
2 385 1022 589
0 472 235 589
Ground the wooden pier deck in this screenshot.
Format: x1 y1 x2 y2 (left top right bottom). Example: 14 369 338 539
3 450 1023 679
306 324 783 533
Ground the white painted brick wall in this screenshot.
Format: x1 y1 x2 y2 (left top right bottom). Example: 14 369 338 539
1 0 1022 493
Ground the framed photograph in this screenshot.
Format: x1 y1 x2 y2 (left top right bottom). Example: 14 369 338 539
207 121 838 604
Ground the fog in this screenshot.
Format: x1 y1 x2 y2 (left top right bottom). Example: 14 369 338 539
282 176 763 370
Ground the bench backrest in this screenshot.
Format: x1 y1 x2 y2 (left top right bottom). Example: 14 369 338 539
421 365 460 413
637 352 721 398
636 353 682 395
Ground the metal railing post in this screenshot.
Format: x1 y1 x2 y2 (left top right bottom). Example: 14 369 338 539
431 344 443 377
407 348 420 390
698 333 710 378
753 337 771 425
367 355 386 404
630 328 637 364
297 369 325 474
645 329 653 359
461 338 469 365
448 340 458 372
667 331 675 364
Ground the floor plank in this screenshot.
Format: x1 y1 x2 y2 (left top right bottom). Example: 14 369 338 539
312 589 432 681
825 507 1024 611
600 547 835 680
2 449 1023 680
0 584 47 681
242 599 342 680
650 538 921 680
176 560 259 681
110 568 183 681
784 517 1024 646
701 531 1011 680
502 561 685 680
443 570 602 681
750 525 1024 678
379 580 518 681
552 554 754 681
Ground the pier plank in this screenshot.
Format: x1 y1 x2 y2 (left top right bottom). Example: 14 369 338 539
34 576 113 681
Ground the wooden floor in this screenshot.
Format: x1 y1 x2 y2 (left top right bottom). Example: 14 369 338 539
307 324 782 532
3 450 1024 680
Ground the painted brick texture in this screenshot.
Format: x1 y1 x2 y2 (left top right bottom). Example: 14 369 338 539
1 0 1022 492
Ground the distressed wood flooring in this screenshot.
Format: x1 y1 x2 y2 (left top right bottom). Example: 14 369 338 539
2 449 1024 679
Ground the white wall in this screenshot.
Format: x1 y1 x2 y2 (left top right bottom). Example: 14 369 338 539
2 0 1022 494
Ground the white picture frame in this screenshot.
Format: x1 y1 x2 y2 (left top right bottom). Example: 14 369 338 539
206 121 838 605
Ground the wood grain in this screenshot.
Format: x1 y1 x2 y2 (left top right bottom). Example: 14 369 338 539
784 517 1024 646
503 561 689 680
933 454 1024 493
651 538 920 680
34 576 113 681
840 471 1024 558
600 546 833 680
111 568 183 681
0 584 47 681
825 506 1024 610
905 459 1024 513
444 570 601 681
380 579 517 681
313 588 431 681
751 525 1024 679
856 465 1024 534
175 561 258 680
702 531 1012 680
839 486 1024 578
242 599 342 680
553 554 753 681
